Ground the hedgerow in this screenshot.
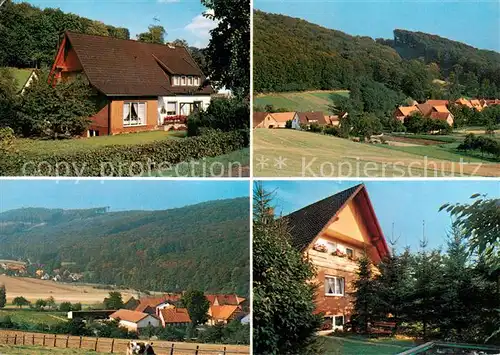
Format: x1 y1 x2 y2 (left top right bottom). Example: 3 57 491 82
0 129 248 176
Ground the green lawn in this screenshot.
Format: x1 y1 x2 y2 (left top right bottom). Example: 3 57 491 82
151 148 250 177
0 344 108 354
322 336 415 355
254 90 349 112
13 131 185 155
253 129 500 177
0 309 67 326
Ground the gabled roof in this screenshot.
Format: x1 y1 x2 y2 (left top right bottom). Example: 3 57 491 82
430 112 452 120
160 307 191 324
56 32 213 96
205 294 245 306
253 112 270 128
284 184 389 259
396 105 419 116
297 111 326 125
432 105 450 114
426 99 449 106
416 103 433 116
271 112 296 123
210 305 240 320
110 309 152 323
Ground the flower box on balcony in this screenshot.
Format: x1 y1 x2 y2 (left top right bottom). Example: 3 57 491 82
163 115 187 124
313 244 328 253
332 249 346 258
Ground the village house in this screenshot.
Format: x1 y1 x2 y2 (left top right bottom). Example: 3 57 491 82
207 305 244 325
158 307 191 327
297 111 327 127
49 31 213 137
284 184 390 331
394 100 454 126
134 294 182 315
252 112 300 129
205 294 246 307
109 309 160 332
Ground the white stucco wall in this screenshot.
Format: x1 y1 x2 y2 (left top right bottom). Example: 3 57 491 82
157 95 212 125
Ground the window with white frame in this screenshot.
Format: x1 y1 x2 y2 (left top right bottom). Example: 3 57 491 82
123 102 146 126
188 76 193 86
325 276 345 296
166 102 177 116
173 76 180 86
346 248 354 258
194 77 200 86
181 76 186 86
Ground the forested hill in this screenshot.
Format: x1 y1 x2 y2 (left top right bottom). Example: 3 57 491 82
0 0 130 68
0 198 250 296
253 10 500 99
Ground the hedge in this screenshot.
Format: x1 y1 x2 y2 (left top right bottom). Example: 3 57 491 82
0 129 249 176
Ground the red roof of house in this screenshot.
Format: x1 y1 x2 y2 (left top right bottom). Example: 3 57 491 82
253 112 269 128
205 294 245 306
110 309 151 323
160 308 191 324
297 112 326 125
135 294 181 312
430 112 451 120
210 305 240 321
58 31 213 97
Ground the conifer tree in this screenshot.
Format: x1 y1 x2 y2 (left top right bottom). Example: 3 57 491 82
0 284 6 308
253 183 322 354
351 254 378 333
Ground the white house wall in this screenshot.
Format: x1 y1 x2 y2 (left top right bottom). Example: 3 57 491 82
157 95 212 125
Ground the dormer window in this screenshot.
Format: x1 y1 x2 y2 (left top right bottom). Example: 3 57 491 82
181 76 186 85
188 76 193 86
173 76 180 86
194 77 200 86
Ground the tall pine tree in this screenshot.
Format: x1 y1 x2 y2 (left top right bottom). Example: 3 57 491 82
253 183 322 355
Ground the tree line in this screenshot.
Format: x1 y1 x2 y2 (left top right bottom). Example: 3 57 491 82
254 11 500 100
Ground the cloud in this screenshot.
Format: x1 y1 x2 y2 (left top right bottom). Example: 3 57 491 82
184 10 217 47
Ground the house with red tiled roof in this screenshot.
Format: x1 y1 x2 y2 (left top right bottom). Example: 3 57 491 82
159 307 191 327
284 184 389 332
109 309 160 332
208 305 244 325
49 31 213 137
394 105 419 122
297 112 327 127
394 101 454 126
134 294 181 315
205 294 246 307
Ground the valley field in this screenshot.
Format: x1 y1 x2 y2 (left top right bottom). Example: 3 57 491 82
253 129 500 177
254 90 349 112
0 275 135 304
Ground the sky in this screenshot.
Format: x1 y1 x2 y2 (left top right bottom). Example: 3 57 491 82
255 0 500 52
0 180 249 212
259 180 500 252
22 0 217 47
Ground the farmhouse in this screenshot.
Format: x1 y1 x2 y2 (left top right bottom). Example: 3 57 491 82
252 112 299 129
394 100 454 126
158 307 191 327
109 309 160 332
49 31 213 137
297 111 327 127
208 305 243 325
134 294 182 315
284 184 389 331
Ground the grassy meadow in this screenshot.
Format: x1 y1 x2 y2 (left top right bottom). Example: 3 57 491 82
253 129 500 177
322 336 415 355
254 90 349 112
11 130 185 155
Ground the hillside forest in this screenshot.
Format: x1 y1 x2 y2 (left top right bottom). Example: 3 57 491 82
0 198 250 296
254 11 500 100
